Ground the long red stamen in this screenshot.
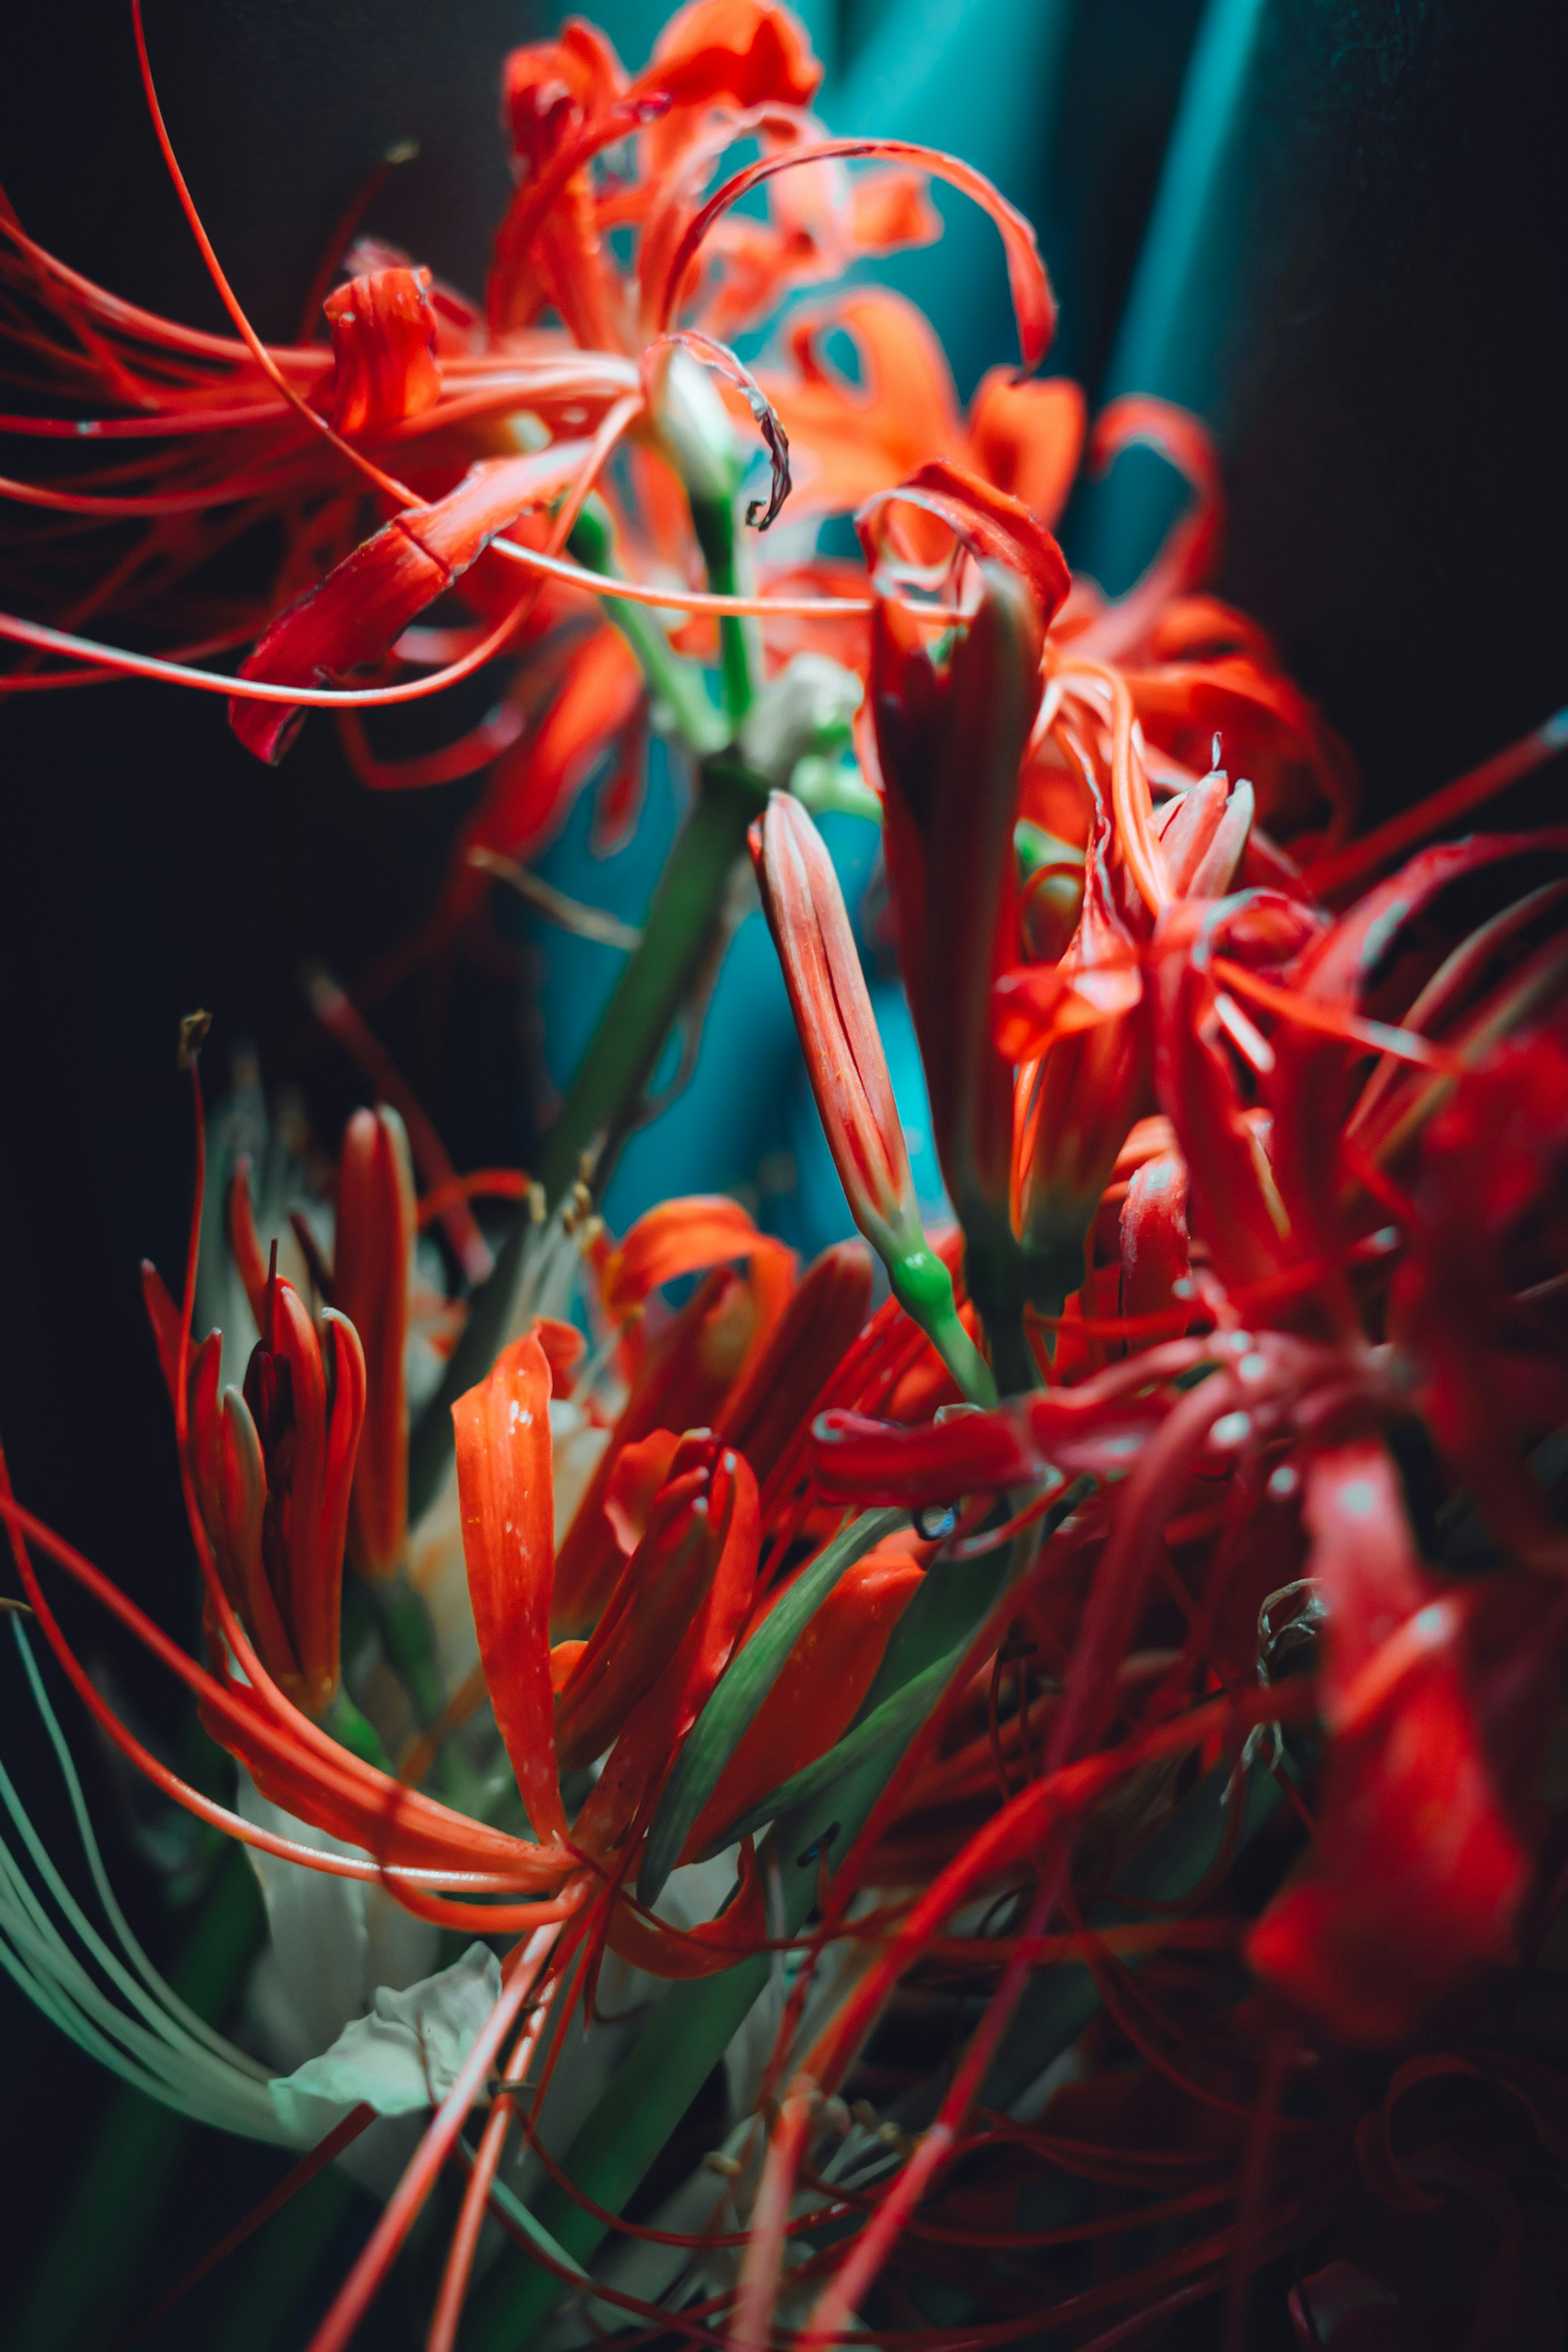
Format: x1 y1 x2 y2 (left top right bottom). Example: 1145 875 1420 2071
305 1914 576 2352
129 0 418 509
1307 704 1568 898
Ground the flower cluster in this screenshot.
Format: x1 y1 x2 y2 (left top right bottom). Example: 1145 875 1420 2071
3 4 1567 2351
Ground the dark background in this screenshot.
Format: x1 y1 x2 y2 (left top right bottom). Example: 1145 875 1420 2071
1 1 1564 2343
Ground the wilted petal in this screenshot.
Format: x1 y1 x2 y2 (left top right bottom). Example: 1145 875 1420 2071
268 1943 500 2140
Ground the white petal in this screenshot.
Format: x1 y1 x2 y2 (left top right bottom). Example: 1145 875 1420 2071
268 1942 501 2141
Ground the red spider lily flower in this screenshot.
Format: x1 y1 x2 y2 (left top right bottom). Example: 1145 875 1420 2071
998 692 1256 1313
1147 887 1333 1301
488 0 937 351
553 1432 754 1777
333 1107 417 1583
323 265 441 434
146 1254 366 1717
763 304 1351 849
1145 831 1568 1323
225 1106 417 1583
1247 1441 1528 2042
760 288 1084 528
750 791 927 1271
552 1234 790 1633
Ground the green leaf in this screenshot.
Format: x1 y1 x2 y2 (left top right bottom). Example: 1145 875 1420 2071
637 1506 906 1907
717 1637 965 1852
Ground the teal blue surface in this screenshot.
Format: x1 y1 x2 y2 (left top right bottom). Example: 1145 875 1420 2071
526 0 1236 1247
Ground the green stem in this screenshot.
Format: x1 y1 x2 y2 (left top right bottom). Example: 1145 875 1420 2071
688 489 759 726
407 757 764 1519
535 759 764 1198
203 2165 362 2352
12 1844 263 2351
568 503 724 755
461 1539 1026 2351
889 1246 998 1408
407 483 763 1520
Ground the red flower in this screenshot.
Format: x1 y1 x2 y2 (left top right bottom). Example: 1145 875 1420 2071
1248 1442 1527 2042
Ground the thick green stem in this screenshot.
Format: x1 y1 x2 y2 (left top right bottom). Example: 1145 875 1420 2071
12 1844 263 2351
889 1245 998 1408
568 503 724 755
688 489 760 725
408 758 763 1518
535 761 764 1198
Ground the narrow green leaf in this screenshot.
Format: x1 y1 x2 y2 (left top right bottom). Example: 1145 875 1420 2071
637 1506 906 1906
717 1638 965 1852
483 2170 590 2280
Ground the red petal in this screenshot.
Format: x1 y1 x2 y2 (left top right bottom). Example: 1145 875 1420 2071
140 1258 183 1408
719 1238 872 1481
1248 1445 1527 2042
604 1427 683 1557
452 1330 567 1844
684 1539 922 1854
574 1443 760 1854
462 624 645 875
323 266 440 435
230 443 591 763
605 1834 768 1979
656 137 1056 375
967 371 1085 531
1118 1151 1190 1333
857 456 1071 624
226 1158 271 1333
552 1267 757 1636
639 0 822 113
555 1453 723 1772
599 1192 786 1323
335 1108 415 1583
